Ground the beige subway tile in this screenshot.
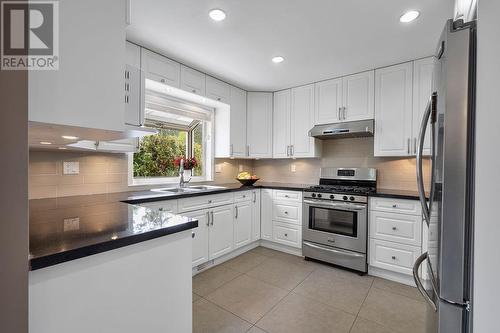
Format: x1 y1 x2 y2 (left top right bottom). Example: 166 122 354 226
79 162 107 175
84 173 124 184
30 185 57 199
57 184 107 197
29 161 58 175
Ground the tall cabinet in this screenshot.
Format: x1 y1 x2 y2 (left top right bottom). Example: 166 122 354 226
229 86 248 158
247 92 273 158
273 84 320 158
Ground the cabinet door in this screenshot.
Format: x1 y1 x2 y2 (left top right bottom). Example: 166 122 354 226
141 48 180 88
314 78 343 125
206 77 231 103
260 189 273 240
125 42 141 68
251 190 261 241
247 92 273 158
234 202 253 248
291 84 317 158
374 62 413 156
183 210 209 267
229 86 247 158
209 205 234 259
180 65 206 96
124 64 144 127
412 57 435 156
273 90 291 158
342 70 374 122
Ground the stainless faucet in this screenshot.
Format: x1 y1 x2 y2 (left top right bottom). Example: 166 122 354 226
179 158 191 188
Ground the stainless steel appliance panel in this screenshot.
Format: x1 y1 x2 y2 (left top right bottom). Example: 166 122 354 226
303 241 367 272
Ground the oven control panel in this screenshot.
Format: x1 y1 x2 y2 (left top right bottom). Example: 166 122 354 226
304 192 368 204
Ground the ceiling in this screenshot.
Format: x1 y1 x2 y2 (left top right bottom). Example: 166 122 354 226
126 0 454 91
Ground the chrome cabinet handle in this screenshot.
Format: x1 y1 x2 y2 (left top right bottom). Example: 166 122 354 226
286 145 290 157
407 138 411 154
210 211 214 226
206 211 210 226
413 252 437 311
338 107 342 120
413 137 417 155
391 256 396 260
253 191 256 203
343 107 347 120
230 144 233 156
192 232 195 238
290 145 294 156
392 226 397 231
246 145 250 157
235 205 238 219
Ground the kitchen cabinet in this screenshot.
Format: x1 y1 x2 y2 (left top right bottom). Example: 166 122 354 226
136 199 178 214
251 189 261 241
208 204 234 259
206 77 231 103
374 62 414 156
247 92 273 158
374 59 434 157
234 200 253 248
273 85 320 158
180 65 206 96
125 42 144 127
313 71 374 125
412 57 435 156
261 189 274 240
183 209 210 267
28 0 126 132
229 86 248 158
178 193 233 213
141 48 180 88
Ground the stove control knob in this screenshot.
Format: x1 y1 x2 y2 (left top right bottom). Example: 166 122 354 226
330 195 334 199
343 196 348 201
350 196 355 201
317 194 322 198
311 193 316 198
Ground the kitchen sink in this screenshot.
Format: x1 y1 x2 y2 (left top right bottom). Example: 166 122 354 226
150 185 226 194
186 185 226 191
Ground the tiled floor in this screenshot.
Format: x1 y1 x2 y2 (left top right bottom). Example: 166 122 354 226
192 247 427 333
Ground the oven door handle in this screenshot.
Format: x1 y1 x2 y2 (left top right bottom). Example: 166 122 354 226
303 241 365 258
303 199 366 211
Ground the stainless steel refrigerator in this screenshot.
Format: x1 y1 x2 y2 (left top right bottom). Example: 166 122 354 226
414 19 476 333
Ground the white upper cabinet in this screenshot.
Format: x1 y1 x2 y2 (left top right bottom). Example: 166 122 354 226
342 71 375 122
29 0 126 132
247 92 273 158
180 65 206 96
290 84 319 157
374 62 414 156
206 77 231 104
141 48 180 88
314 78 342 125
125 42 144 127
412 57 435 156
228 86 248 158
125 42 141 69
273 86 320 158
273 90 291 158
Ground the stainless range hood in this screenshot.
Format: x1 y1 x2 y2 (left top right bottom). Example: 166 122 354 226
309 119 374 140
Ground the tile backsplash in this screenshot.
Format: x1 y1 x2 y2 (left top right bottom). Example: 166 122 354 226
29 137 429 199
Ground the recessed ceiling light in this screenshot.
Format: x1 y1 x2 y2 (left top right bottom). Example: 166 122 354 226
39 141 52 145
400 10 420 23
209 9 226 21
62 135 79 140
272 56 285 63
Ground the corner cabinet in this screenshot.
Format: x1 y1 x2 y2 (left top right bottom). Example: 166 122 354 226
314 71 374 125
273 85 321 158
28 0 126 132
247 92 273 158
374 58 434 157
228 86 248 158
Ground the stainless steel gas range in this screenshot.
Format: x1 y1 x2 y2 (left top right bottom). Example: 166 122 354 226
302 167 376 273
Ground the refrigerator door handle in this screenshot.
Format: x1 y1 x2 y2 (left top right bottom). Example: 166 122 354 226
416 92 437 226
413 252 438 312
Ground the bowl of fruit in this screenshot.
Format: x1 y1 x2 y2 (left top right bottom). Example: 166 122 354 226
236 172 260 186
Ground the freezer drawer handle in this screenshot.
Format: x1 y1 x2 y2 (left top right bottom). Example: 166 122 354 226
303 241 365 258
413 252 437 312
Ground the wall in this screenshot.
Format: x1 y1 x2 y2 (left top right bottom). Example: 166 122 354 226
29 151 253 199
254 137 431 191
473 0 500 331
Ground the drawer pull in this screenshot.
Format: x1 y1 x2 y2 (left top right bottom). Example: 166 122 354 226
158 207 163 211
208 200 212 204
392 256 397 260
242 195 246 198
285 195 289 198
284 211 289 215
284 233 288 237
392 204 397 208
192 232 195 239
392 226 397 231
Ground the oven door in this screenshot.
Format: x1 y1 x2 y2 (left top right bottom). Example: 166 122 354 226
303 199 367 253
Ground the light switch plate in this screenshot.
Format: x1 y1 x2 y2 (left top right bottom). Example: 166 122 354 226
215 164 223 173
63 161 79 175
64 217 80 231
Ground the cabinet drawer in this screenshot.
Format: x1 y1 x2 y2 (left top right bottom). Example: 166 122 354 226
178 193 233 212
273 190 302 202
369 239 421 276
369 211 422 246
137 200 178 214
234 190 252 203
273 201 301 225
369 197 421 216
273 222 301 248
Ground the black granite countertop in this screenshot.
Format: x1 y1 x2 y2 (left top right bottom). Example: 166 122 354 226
370 188 426 200
29 192 198 271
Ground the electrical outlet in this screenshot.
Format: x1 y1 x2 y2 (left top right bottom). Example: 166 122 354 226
63 161 79 175
215 164 223 173
64 217 80 231
291 163 297 173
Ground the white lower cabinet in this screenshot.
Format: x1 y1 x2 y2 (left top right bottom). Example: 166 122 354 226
136 200 178 214
183 210 210 267
273 222 300 247
369 239 421 276
261 189 274 241
208 205 234 259
251 189 261 241
234 201 252 248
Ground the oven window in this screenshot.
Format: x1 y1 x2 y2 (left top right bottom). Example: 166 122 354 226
309 207 358 237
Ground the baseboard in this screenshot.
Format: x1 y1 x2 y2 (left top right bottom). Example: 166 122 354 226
259 240 302 257
368 266 416 286
192 241 260 276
